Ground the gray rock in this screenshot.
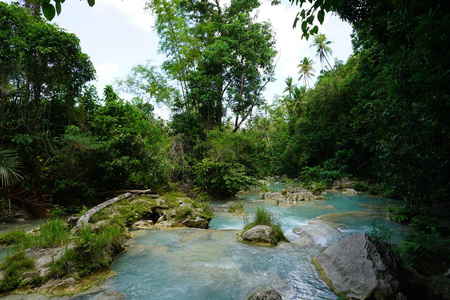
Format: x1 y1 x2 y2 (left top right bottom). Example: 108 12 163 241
241 225 273 244
181 216 209 229
287 190 314 201
26 243 75 270
292 221 341 247
262 192 284 200
314 233 401 300
249 287 282 300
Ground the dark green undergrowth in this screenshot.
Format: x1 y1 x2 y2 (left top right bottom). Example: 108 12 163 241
375 205 450 276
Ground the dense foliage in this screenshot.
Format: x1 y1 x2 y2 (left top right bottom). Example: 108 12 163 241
1 0 449 244
0 3 169 214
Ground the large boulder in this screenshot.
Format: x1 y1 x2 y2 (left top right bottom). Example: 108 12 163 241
313 233 403 299
241 225 273 244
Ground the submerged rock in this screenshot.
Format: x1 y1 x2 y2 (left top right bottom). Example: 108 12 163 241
292 221 341 248
249 287 282 300
313 233 402 300
241 225 273 244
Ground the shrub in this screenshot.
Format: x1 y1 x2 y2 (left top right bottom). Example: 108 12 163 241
72 224 124 276
353 181 369 192
194 158 253 198
243 207 288 245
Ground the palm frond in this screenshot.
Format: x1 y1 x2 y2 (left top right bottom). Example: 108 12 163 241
0 149 24 187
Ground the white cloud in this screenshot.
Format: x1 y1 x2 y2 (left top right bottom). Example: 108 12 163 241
100 0 154 33
95 62 120 81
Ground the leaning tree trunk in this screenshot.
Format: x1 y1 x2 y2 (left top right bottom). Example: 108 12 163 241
76 189 152 230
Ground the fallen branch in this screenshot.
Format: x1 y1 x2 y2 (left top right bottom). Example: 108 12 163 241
76 189 153 230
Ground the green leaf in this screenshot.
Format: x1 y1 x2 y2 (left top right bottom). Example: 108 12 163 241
293 14 300 28
55 1 62 15
311 25 319 34
318 9 325 24
301 21 308 32
42 3 56 21
88 0 95 7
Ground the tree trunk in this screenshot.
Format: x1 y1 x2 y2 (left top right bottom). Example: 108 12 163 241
76 189 152 230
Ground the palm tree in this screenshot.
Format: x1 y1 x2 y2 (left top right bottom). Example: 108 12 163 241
310 33 334 71
292 86 307 118
297 57 315 89
0 150 23 187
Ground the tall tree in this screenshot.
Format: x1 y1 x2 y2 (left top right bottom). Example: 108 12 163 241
310 33 333 71
297 57 315 88
147 0 276 131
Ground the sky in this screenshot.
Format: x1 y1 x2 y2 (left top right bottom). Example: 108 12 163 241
4 0 354 118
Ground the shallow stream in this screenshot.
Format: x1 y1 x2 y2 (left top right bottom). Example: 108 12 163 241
101 188 405 300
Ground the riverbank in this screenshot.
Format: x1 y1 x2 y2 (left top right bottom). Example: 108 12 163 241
0 191 213 297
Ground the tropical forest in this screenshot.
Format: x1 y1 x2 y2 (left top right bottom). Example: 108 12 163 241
0 0 449 299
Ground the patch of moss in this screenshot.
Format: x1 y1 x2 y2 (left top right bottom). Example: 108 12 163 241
0 251 35 292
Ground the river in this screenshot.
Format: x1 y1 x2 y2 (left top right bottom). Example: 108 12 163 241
99 188 405 300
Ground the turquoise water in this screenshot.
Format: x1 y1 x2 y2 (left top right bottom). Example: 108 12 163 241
103 190 405 299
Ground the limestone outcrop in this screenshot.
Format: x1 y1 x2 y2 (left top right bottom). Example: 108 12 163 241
262 185 324 202
313 233 403 300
